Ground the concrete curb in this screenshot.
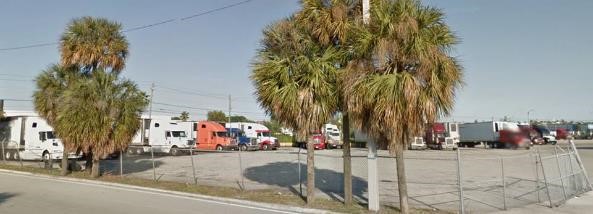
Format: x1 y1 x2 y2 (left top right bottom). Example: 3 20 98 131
0 168 339 214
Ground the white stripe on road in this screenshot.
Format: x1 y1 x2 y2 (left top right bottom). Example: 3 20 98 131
0 172 298 214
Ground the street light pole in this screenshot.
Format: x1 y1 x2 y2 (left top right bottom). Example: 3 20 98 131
527 109 535 124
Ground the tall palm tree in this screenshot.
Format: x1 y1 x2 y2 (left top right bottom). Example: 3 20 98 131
295 0 361 205
344 0 463 213
60 16 129 73
56 70 147 178
33 65 80 175
57 16 130 173
252 18 340 204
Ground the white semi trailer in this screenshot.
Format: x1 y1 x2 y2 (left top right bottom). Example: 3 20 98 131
459 121 530 149
0 111 76 161
129 117 194 155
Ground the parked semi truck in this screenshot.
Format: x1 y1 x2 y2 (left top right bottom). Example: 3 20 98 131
459 121 530 149
322 123 343 149
130 117 194 155
225 122 279 150
424 122 459 150
226 128 259 151
0 111 78 161
196 121 237 151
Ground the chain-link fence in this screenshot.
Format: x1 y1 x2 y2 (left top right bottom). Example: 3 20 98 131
1 140 591 213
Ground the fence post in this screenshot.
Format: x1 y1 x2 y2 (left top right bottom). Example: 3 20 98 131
536 148 554 208
532 152 541 203
501 157 507 210
150 146 156 182
456 148 465 214
189 146 197 185
119 150 123 178
17 143 23 167
238 148 245 190
1 141 5 163
298 146 302 196
569 140 593 190
554 146 568 201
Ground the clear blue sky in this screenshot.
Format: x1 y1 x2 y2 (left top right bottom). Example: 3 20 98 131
1 0 592 122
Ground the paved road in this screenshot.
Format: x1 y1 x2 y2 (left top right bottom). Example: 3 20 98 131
0 172 295 214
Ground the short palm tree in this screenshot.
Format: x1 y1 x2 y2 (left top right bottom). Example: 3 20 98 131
344 0 463 213
56 70 147 178
180 111 190 122
60 16 129 73
33 65 80 175
252 18 340 204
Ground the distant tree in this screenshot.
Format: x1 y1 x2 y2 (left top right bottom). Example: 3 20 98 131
179 111 190 121
230 115 253 123
207 110 227 122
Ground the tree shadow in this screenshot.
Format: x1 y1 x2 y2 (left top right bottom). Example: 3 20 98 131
0 192 18 205
100 154 164 175
244 161 368 204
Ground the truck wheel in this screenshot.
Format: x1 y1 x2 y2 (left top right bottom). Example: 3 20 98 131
240 144 248 151
216 145 223 151
262 144 270 151
169 146 180 156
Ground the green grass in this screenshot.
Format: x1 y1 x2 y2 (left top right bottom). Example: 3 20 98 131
0 164 449 214
274 134 294 143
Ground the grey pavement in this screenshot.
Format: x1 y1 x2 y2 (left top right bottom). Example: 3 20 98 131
0 172 298 214
492 191 593 214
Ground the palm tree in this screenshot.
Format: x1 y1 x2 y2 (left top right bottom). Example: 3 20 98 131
179 111 190 122
60 16 129 73
295 0 361 204
57 16 130 173
252 18 340 204
56 70 147 178
33 65 80 175
344 0 463 213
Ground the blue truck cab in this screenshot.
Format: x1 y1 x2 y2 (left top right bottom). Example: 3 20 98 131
226 128 259 151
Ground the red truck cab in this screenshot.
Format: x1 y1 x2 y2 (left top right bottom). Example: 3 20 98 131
195 121 238 151
556 128 569 140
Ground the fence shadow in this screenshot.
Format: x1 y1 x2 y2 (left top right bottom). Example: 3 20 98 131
243 161 368 203
0 192 18 205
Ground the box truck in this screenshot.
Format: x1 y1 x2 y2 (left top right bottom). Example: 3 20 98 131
0 111 77 161
322 124 343 149
129 117 194 155
459 121 530 149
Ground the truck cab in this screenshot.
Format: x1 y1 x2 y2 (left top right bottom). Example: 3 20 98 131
227 128 258 151
196 121 237 151
226 122 279 150
131 118 193 155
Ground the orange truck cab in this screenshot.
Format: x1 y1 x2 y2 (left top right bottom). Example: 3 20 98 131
195 121 238 151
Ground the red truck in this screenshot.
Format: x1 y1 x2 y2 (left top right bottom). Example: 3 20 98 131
424 122 459 150
556 128 569 140
195 121 238 151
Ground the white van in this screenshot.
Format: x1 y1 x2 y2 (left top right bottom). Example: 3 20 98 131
0 111 74 161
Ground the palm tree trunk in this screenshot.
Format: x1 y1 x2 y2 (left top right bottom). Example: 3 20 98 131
342 113 352 205
91 154 100 178
60 150 69 175
306 134 315 205
85 151 93 174
396 144 409 214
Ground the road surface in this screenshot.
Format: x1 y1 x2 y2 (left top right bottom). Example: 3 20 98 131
0 172 296 214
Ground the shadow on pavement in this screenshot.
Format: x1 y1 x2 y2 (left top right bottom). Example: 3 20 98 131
244 161 368 203
0 192 18 205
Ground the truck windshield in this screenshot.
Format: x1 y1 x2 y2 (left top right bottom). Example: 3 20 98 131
216 132 228 137
46 131 56 139
260 132 271 137
330 132 340 136
172 131 186 138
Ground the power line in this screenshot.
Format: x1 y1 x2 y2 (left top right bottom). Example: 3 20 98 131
180 0 255 21
0 0 258 52
0 78 34 82
155 85 227 99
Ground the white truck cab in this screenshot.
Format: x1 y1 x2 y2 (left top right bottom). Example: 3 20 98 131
130 117 194 155
0 111 73 161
